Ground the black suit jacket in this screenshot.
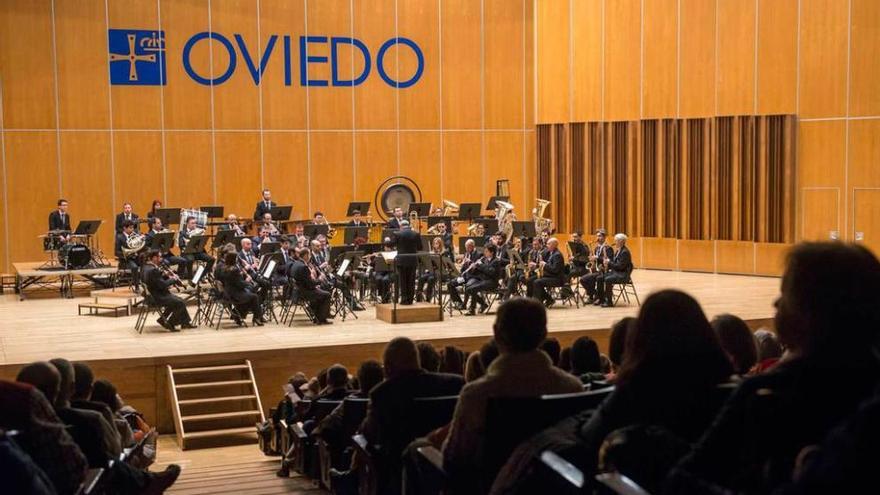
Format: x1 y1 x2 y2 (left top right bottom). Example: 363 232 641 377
542 249 566 279
347 220 366 227
394 229 422 268
143 263 176 299
472 256 505 283
220 266 254 304
55 406 119 468
291 260 319 291
607 246 633 276
360 370 464 457
254 200 276 220
114 232 128 259
114 213 139 233
386 217 403 230
48 210 71 232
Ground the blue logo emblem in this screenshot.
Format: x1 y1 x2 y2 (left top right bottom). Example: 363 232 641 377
108 29 166 85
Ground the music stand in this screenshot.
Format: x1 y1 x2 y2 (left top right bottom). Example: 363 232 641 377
427 216 453 232
200 205 224 219
568 241 588 261
329 245 353 265
508 249 525 270
181 235 209 255
74 220 102 236
442 256 460 277
475 218 499 235
271 205 293 221
259 253 282 276
346 202 371 216
421 235 442 251
457 203 482 221
212 229 235 250
459 236 486 253
360 243 382 255
337 250 363 277
374 255 393 273
344 226 369 244
155 208 179 229
259 241 280 256
303 224 328 239
191 264 206 285
486 196 509 210
381 228 397 242
512 221 537 239
151 232 175 253
408 202 431 218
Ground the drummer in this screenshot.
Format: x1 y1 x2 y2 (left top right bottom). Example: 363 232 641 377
48 199 72 242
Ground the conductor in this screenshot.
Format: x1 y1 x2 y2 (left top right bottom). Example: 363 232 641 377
394 220 422 305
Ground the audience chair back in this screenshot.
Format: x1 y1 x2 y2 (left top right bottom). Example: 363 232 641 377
341 397 370 436
410 395 459 438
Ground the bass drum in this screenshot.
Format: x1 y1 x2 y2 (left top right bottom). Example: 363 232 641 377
374 176 422 221
60 243 91 269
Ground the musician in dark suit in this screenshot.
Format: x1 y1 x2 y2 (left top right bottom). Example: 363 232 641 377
114 203 139 234
347 210 367 227
463 244 505 315
219 213 246 236
253 189 276 220
394 220 422 305
238 238 270 302
291 248 332 324
448 239 481 309
142 250 194 331
115 220 141 283
274 236 294 289
386 207 405 230
48 199 72 236
567 231 589 278
503 236 535 300
526 237 566 307
597 233 634 307
217 250 265 326
579 229 614 304
178 216 214 279
144 217 189 277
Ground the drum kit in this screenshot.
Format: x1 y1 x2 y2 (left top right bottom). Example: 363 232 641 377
39 230 97 269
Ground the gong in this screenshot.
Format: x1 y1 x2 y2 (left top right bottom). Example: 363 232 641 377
374 176 423 221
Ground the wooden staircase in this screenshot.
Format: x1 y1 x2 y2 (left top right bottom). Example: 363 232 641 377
167 360 265 450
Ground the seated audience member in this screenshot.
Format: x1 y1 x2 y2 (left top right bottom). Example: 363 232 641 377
492 290 733 494
0 368 88 495
315 360 385 456
606 317 634 380
0 429 56 495
417 342 442 372
753 329 784 373
464 340 501 383
558 347 572 372
439 345 467 375
442 298 583 485
91 379 154 466
670 242 880 494
272 373 308 425
540 337 562 367
72 362 130 447
358 337 465 493
599 425 691 495
570 336 605 384
711 313 759 376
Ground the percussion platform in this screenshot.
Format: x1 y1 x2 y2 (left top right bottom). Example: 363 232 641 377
13 262 119 300
375 302 443 324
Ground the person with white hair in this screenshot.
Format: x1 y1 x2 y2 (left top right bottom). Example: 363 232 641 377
597 233 633 307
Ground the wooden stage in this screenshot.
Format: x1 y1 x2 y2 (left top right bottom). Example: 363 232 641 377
0 269 779 436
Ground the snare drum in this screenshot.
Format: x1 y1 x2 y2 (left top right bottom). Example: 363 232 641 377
59 243 91 269
42 235 64 252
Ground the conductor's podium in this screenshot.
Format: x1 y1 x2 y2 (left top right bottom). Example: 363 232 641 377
375 302 444 324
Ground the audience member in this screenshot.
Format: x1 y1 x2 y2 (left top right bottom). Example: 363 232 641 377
540 337 562 367
479 339 500 371
417 342 442 372
91 380 143 455
753 329 784 373
599 425 690 495
72 362 132 447
439 345 467 375
607 317 634 378
711 314 758 376
671 242 880 494
570 336 604 384
443 298 583 487
0 428 56 495
464 352 485 382
314 360 385 460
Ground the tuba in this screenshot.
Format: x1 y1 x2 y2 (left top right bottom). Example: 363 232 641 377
495 200 515 243
442 199 459 217
122 232 146 258
531 198 552 234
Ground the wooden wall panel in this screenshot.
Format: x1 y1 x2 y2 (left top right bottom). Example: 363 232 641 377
536 0 569 123
442 132 483 203
214 132 261 219
716 0 756 115
485 132 525 210
642 0 677 118
259 0 307 130
798 121 846 188
799 0 849 118
210 0 260 130
399 131 442 207
4 132 59 264
485 0 524 129
441 0 482 129
112 132 164 220
678 239 716 272
353 0 397 130
848 119 880 188
309 132 354 218
398 0 441 129
355 132 398 203
54 0 109 129
262 132 309 218
306 0 353 130
716 240 754 274
755 242 790 276
0 0 56 128
524 130 536 208
164 131 214 210
524 0 535 127
679 0 716 117
571 0 603 122
850 0 880 117
757 0 798 115
107 0 161 129
801 189 839 241
160 0 212 129
641 237 677 270
854 190 880 254
59 132 113 251
604 0 641 120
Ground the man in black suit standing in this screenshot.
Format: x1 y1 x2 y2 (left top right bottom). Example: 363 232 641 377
142 250 194 331
598 233 633 307
253 188 276 220
526 237 566 307
291 248 332 324
394 220 422 305
114 202 139 234
48 198 72 234
386 207 405 230
347 209 366 227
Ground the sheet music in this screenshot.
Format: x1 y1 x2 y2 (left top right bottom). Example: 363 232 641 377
191 265 205 284
381 250 398 262
336 258 351 277
262 259 277 279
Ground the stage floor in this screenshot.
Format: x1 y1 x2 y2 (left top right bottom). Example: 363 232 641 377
0 269 780 366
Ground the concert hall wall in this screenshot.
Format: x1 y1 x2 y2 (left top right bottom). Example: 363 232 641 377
0 0 535 271
535 0 880 275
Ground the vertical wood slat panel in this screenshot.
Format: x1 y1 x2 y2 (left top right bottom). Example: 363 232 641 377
569 123 586 233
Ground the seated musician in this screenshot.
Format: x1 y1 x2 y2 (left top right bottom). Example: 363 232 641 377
317 235 331 262
433 222 454 252
417 237 450 302
178 216 215 279
372 241 397 303
526 237 566 307
146 199 162 221
567 231 589 279
386 207 405 230
310 239 362 311
115 202 139 234
115 220 142 284
491 232 510 262
348 209 366 227
221 213 246 236
216 250 266 326
447 239 482 310
596 233 634 308
253 188 276 220
48 198 72 242
463 244 505 316
145 217 189 278
502 236 534 301
579 229 614 305
142 249 195 332
238 238 270 302
292 223 309 248
291 247 332 324
275 236 294 289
